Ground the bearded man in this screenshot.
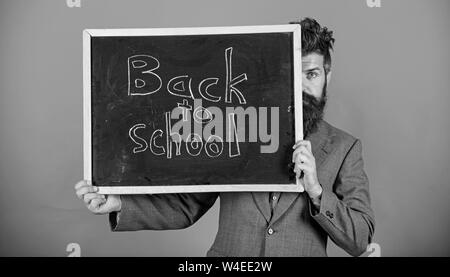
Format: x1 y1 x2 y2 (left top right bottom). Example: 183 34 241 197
75 17 375 257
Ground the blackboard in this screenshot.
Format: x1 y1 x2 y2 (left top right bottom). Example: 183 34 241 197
83 25 303 194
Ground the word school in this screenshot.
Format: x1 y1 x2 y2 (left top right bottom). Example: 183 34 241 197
129 99 280 159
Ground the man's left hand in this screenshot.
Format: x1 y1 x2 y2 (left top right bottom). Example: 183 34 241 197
292 140 323 199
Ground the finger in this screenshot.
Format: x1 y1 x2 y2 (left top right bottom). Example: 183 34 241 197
292 140 304 149
302 145 314 161
76 185 98 199
74 180 89 190
294 157 313 169
292 140 312 152
292 145 312 162
294 162 312 174
296 177 305 186
83 193 105 205
88 198 105 213
292 140 310 148
95 200 113 214
76 185 99 200
295 153 308 164
75 180 93 191
304 141 312 152
293 151 312 166
292 146 308 161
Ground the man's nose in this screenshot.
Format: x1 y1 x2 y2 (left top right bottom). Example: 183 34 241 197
302 74 310 93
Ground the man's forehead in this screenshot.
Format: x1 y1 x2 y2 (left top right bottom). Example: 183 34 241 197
302 53 324 69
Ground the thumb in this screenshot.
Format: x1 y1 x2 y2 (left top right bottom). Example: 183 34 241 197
97 195 120 214
88 198 106 213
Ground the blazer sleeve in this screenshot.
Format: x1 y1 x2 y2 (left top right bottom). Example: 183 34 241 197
109 192 219 231
309 139 375 256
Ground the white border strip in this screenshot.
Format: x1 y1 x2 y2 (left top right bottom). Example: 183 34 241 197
292 25 305 192
83 30 92 182
85 24 299 37
98 184 303 195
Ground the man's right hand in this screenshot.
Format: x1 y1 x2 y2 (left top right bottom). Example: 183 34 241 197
74 180 121 214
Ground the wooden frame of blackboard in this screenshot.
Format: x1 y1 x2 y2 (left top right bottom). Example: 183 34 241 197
83 24 304 194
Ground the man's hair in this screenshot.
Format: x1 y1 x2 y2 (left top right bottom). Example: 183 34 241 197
291 17 335 73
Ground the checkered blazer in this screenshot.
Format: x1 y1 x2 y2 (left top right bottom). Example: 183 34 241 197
109 120 375 257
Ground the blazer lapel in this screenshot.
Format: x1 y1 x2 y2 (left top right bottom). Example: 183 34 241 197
270 121 334 224
251 192 271 223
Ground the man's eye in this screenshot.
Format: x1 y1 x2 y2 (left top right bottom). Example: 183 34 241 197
306 72 318 79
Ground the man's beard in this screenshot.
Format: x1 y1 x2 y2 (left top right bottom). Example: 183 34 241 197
303 83 327 137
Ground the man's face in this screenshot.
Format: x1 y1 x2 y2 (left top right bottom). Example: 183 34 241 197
302 52 329 100
301 52 331 136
